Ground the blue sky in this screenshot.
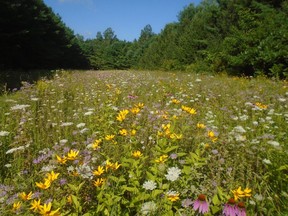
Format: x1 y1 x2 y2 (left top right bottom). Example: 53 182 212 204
43 0 201 41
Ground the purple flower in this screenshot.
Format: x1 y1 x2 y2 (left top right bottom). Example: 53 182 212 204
170 153 178 159
236 202 246 216
193 194 209 214
223 198 237 216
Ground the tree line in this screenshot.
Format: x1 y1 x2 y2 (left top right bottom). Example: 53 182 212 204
1 0 287 89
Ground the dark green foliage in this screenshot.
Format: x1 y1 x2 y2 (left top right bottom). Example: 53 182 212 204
0 0 89 70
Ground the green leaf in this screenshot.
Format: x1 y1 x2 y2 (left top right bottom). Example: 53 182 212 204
152 189 164 197
211 206 221 214
212 194 221 205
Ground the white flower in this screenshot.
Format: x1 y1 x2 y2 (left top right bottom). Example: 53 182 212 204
232 126 246 133
165 167 181 182
235 134 246 142
267 140 280 147
6 146 25 154
31 97 39 101
60 139 68 144
80 128 89 134
0 131 10 136
140 201 157 215
76 123 86 128
263 159 272 165
10 104 30 111
84 111 93 116
76 164 93 179
60 122 73 127
142 180 157 191
41 165 56 172
239 115 249 121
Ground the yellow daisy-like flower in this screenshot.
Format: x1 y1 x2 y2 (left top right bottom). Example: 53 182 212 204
92 139 102 150
116 109 129 122
105 134 115 141
232 187 245 201
112 162 121 170
19 191 33 201
169 133 183 140
93 178 106 187
255 102 268 109
130 107 140 114
171 99 180 104
56 155 67 164
132 150 142 158
130 129 136 136
39 202 60 216
135 102 144 109
12 201 21 211
167 192 180 202
105 160 114 171
36 179 51 190
93 166 105 176
208 131 218 142
162 123 171 131
243 187 252 198
46 171 60 182
197 123 206 129
155 155 168 163
30 199 41 212
67 149 79 160
119 129 128 136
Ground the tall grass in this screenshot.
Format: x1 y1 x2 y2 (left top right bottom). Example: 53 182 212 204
0 70 287 215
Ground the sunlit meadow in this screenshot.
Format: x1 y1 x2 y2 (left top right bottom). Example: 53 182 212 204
0 70 287 215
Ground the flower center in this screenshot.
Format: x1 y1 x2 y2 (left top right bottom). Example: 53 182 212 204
198 194 206 201
227 198 236 205
238 202 245 209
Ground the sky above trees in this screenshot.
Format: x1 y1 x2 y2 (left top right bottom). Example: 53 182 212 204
43 0 201 41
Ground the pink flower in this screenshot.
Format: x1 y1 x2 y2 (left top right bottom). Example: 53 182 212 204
223 198 237 216
236 202 246 216
193 194 209 214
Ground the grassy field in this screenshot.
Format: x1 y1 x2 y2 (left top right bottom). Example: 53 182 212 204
0 70 287 215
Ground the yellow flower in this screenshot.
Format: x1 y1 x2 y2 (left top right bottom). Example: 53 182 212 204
93 166 105 176
130 129 136 136
232 187 245 201
92 139 102 150
39 202 60 216
67 195 72 204
132 150 142 158
197 123 206 129
46 171 60 182
135 102 144 109
167 193 180 202
208 131 218 142
255 102 268 109
36 179 51 190
119 129 128 136
19 191 33 201
67 149 79 160
162 123 171 131
93 178 106 187
171 99 180 104
130 107 140 114
116 109 129 122
169 133 183 140
112 162 121 170
155 155 168 163
181 105 197 115
105 160 114 171
243 187 252 198
105 134 115 141
12 201 21 211
56 155 67 164
30 199 41 212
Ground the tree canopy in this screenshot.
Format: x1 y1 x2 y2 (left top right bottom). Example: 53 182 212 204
1 0 287 81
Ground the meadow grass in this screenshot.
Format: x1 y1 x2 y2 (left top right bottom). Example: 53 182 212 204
0 70 287 215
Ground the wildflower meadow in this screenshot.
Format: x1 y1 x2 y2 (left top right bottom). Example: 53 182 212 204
0 70 287 215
